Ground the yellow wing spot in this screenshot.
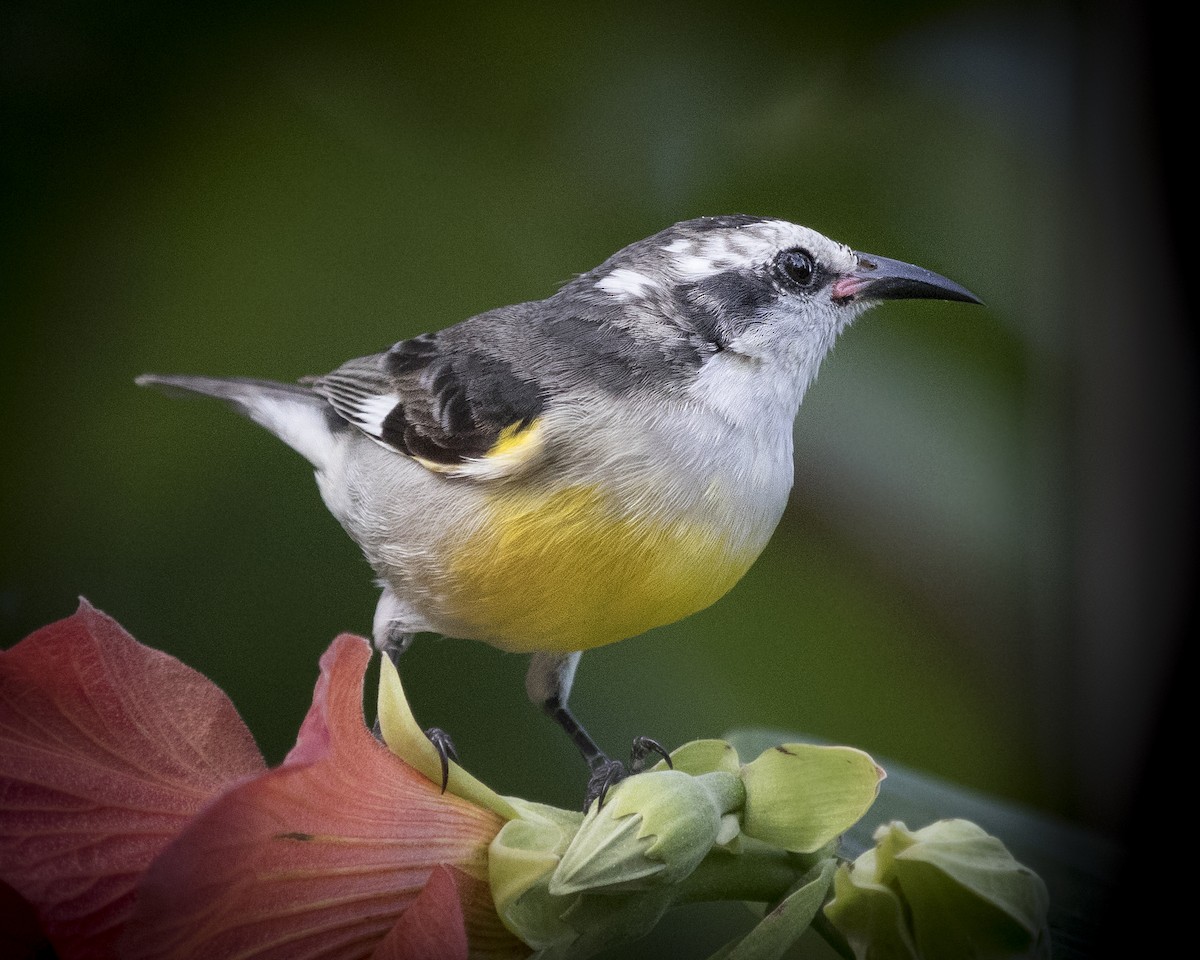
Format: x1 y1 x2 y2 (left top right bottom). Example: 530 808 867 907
451 417 546 480
488 419 539 458
404 419 544 478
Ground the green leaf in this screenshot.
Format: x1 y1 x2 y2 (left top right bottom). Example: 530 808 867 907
709 859 838 960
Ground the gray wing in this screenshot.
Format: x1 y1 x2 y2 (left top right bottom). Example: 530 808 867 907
312 330 547 469
311 275 718 472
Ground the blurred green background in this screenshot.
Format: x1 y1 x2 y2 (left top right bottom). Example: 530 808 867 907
1 0 1189 912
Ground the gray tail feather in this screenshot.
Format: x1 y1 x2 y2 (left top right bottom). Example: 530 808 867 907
136 373 320 401
136 373 341 469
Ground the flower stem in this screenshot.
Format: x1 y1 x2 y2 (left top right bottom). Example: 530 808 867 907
676 839 824 904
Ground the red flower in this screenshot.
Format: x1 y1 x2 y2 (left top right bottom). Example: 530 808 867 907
0 601 526 960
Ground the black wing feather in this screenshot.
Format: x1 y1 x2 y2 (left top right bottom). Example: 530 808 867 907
313 330 546 467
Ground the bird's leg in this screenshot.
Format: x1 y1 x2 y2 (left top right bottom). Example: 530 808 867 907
372 586 457 792
526 652 600 759
526 652 671 811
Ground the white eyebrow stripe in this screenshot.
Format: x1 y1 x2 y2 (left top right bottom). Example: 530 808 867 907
596 268 663 300
671 253 740 279
665 223 799 280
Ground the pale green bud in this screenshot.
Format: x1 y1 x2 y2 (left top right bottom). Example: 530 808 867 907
550 769 745 895
647 738 742 776
740 744 884 853
825 819 1051 960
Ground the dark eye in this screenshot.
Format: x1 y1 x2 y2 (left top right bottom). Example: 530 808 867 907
778 248 817 289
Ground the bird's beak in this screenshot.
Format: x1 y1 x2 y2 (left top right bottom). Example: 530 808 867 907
832 251 982 306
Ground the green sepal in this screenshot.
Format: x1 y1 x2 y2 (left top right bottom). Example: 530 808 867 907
376 653 519 820
540 885 679 960
824 850 919 960
887 819 1050 940
488 798 584 948
648 738 742 776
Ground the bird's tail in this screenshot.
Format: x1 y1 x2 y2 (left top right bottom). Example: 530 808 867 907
136 374 341 469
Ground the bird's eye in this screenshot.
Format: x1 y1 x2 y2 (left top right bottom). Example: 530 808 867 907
778 248 817 289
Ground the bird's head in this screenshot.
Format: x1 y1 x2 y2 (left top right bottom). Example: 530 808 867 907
572 214 981 415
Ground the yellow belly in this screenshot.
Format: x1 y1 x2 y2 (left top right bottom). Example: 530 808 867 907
443 484 761 653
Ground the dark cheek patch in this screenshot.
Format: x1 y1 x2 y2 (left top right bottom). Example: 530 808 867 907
677 271 778 352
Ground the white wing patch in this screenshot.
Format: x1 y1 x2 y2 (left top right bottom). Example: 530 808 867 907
340 393 401 440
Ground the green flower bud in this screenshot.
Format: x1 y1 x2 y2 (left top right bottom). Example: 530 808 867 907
740 744 883 853
550 769 745 895
648 738 742 776
825 819 1050 960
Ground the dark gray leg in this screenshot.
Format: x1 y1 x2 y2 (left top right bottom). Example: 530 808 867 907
526 652 671 810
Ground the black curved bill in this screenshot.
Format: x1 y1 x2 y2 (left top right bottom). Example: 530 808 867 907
834 251 982 305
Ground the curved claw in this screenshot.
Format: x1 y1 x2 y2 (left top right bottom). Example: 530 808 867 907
630 736 672 772
424 727 459 793
584 758 627 812
583 736 674 811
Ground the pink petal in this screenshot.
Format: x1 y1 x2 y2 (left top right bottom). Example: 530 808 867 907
369 865 466 960
454 866 530 960
0 600 266 960
122 634 523 960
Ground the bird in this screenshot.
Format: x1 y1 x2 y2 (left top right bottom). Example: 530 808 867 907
137 214 980 808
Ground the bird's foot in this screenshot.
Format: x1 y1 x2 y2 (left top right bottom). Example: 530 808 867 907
425 727 459 793
369 720 457 793
369 715 453 792
630 735 672 773
583 737 673 812
584 758 626 812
